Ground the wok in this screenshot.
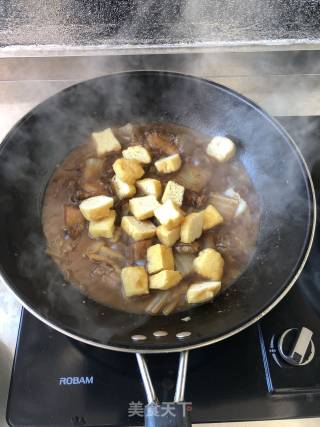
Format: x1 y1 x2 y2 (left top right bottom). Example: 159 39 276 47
0 72 315 426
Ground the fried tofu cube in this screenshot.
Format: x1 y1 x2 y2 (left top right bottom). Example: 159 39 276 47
92 128 121 157
206 136 236 162
121 266 149 297
129 195 160 220
136 178 162 199
149 270 182 290
156 225 180 247
202 204 223 230
186 281 221 304
121 216 156 241
155 153 182 174
147 244 174 274
113 158 144 184
180 212 204 243
193 248 224 280
154 200 184 229
79 195 113 221
88 210 116 238
122 145 152 164
112 175 136 200
161 180 184 206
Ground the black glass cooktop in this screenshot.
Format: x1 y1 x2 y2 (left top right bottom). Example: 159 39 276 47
7 117 320 427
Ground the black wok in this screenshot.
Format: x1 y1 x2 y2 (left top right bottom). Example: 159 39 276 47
0 72 315 426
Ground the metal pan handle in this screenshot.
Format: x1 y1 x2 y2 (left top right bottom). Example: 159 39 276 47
136 351 191 427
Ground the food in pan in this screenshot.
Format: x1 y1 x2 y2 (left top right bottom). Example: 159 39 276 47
42 123 260 315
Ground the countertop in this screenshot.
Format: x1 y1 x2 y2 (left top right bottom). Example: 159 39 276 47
0 279 20 427
1 53 320 426
1 0 320 56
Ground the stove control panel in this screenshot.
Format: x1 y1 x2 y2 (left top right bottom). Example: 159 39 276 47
277 327 315 366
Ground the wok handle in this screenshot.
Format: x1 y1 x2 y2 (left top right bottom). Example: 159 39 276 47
136 351 191 427
144 402 191 427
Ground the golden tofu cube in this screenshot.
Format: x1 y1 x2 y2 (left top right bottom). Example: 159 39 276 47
180 212 204 243
206 136 236 162
121 216 156 241
147 244 174 274
155 153 182 174
202 204 223 230
122 145 151 164
88 210 116 238
112 175 136 200
129 195 160 220
149 270 182 290
186 281 221 304
113 158 144 184
156 225 180 247
154 200 184 229
92 128 121 157
121 266 149 297
136 178 162 199
193 248 224 280
161 180 184 206
79 195 113 221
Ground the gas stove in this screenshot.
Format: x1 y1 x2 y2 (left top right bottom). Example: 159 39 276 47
6 116 320 427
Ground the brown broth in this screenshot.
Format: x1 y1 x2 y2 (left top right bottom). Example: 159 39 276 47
42 123 260 315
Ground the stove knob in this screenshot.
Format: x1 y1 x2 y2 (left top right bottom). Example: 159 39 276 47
278 327 315 366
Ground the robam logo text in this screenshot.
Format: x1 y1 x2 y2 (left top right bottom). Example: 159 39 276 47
59 376 94 385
